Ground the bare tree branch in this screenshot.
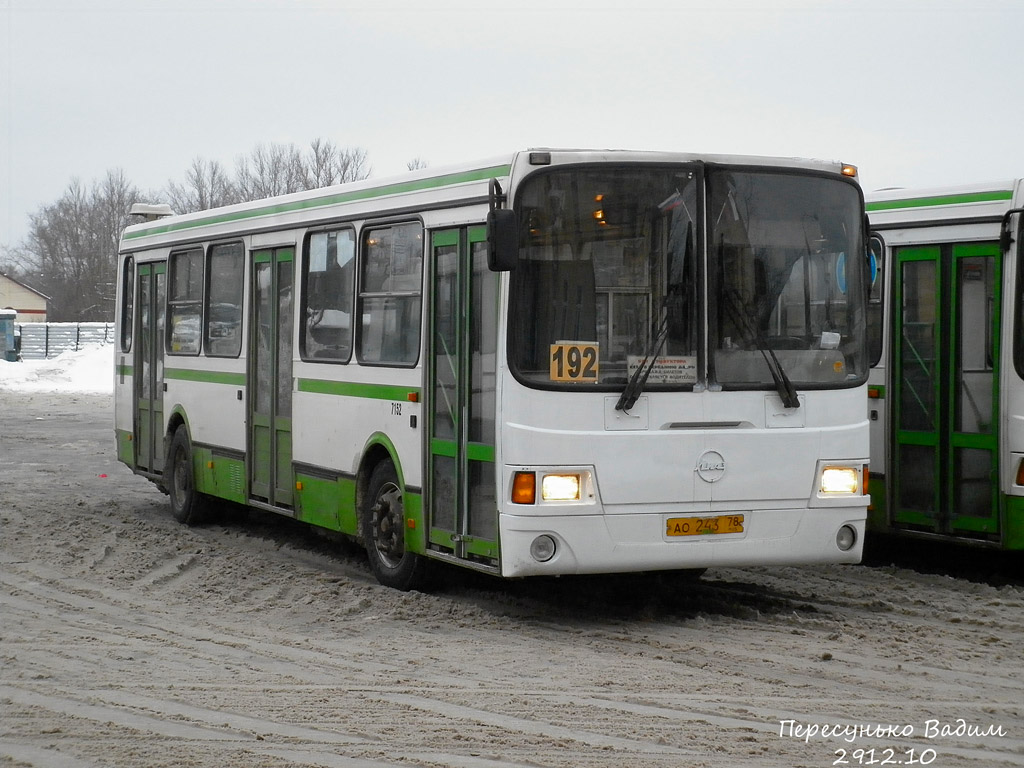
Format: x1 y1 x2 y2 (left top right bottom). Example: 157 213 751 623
165 157 237 213
18 171 141 320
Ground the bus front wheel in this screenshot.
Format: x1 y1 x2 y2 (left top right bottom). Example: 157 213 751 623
167 426 208 525
362 461 430 591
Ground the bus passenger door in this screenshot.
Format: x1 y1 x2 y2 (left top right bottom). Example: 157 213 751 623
135 261 165 474
427 227 499 564
250 247 295 509
892 243 1001 537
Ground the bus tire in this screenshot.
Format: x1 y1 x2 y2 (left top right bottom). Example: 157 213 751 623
362 461 430 591
167 425 208 525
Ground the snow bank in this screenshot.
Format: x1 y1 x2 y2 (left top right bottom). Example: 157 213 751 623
0 344 113 394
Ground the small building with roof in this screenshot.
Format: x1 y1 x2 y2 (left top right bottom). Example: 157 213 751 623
0 272 49 322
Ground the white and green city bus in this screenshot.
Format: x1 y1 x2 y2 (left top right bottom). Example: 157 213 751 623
114 149 871 590
866 180 1024 549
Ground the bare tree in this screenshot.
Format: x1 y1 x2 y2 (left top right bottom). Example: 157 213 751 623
406 157 429 171
330 144 371 185
163 140 372 209
303 139 371 188
164 157 237 213
15 171 141 321
5 138 375 322
234 142 308 201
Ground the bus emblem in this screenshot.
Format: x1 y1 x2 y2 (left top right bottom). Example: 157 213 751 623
696 450 726 483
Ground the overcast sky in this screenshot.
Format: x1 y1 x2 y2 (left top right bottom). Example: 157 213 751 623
2 0 1022 248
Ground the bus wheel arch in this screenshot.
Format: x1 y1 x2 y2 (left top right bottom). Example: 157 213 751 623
359 453 430 591
162 408 189 478
166 422 208 525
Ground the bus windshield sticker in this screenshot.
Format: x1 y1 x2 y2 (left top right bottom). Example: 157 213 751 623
550 342 599 383
625 355 697 385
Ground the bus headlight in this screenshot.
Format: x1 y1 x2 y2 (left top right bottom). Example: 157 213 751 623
511 467 594 506
541 473 581 501
820 466 859 495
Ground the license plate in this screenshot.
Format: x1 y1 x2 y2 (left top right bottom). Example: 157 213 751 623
666 514 745 537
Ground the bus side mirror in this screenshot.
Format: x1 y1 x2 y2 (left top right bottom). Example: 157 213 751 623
487 208 518 272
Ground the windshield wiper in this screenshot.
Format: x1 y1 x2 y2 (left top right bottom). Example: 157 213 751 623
723 288 800 409
615 313 671 413
759 339 800 409
616 216 691 413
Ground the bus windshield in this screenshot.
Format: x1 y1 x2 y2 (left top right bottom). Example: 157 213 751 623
508 165 868 393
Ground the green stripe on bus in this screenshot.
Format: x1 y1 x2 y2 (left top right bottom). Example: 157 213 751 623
164 368 247 385
866 189 1013 213
123 164 512 240
297 378 420 401
466 443 495 463
115 429 134 465
431 439 457 458
432 230 460 247
1003 494 1024 551
431 440 494 462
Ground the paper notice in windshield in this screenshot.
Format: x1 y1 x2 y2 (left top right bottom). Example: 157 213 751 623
625 355 697 384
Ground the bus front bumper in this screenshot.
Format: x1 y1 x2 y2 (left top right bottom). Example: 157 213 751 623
497 506 867 578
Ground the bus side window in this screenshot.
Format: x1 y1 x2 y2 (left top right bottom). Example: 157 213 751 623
1016 214 1024 380
359 222 423 366
868 235 884 367
120 255 134 352
205 242 244 357
303 229 355 361
168 247 204 355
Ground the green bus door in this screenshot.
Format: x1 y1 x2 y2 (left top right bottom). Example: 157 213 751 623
250 248 294 508
892 243 1001 537
135 261 165 474
428 227 499 564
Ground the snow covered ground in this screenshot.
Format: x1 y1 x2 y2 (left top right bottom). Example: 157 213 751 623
1 346 1023 766
0 344 113 394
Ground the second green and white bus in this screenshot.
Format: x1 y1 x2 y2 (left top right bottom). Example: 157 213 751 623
866 180 1024 550
115 149 872 590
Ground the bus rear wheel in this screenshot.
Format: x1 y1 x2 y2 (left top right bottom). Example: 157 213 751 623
167 425 208 525
362 461 429 591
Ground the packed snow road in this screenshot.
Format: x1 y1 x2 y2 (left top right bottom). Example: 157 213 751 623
1 392 1022 767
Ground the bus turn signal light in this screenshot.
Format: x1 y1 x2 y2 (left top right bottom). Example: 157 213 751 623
512 471 536 504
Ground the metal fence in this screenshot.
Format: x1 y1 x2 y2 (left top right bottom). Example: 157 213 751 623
15 322 116 360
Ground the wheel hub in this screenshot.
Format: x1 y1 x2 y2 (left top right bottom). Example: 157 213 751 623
370 483 404 567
